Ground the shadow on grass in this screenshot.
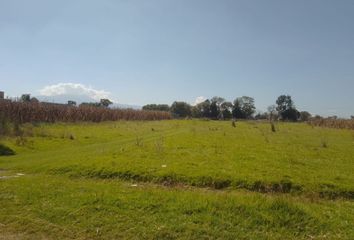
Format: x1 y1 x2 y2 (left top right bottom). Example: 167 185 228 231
0 144 15 156
49 166 353 200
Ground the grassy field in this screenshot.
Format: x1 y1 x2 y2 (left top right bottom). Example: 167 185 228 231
0 120 353 239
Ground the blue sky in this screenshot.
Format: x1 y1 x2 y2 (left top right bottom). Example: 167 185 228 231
1 0 354 117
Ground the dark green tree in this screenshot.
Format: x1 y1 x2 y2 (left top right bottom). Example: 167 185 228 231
210 96 225 119
254 112 268 120
232 96 256 119
276 95 299 121
192 100 211 118
170 101 191 118
276 95 293 113
210 101 219 119
282 108 300 121
68 100 77 106
220 101 233 119
21 94 31 102
80 102 101 107
100 99 113 108
300 111 311 121
142 104 170 112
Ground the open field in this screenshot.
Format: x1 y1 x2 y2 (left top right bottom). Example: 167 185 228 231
1 120 354 239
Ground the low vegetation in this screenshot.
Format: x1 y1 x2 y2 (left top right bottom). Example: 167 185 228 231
0 120 353 239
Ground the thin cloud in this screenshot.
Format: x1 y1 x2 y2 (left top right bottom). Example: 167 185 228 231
39 83 111 101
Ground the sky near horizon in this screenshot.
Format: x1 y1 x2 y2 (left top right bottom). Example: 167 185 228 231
1 0 354 117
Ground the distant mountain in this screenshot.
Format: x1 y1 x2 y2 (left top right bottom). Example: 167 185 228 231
36 95 141 110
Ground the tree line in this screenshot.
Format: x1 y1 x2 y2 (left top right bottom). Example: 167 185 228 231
143 95 312 121
17 93 312 121
19 94 114 108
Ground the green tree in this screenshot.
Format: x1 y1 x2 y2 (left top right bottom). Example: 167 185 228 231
80 102 101 107
68 100 77 106
170 101 191 118
21 94 31 102
210 96 225 119
211 96 225 106
142 104 170 112
210 101 219 119
220 101 233 119
276 95 299 121
100 99 113 108
232 96 256 119
254 112 268 120
192 100 211 118
300 111 312 121
30 97 39 103
276 95 293 113
282 108 300 121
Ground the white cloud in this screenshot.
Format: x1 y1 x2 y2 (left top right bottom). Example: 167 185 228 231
39 83 111 101
193 96 206 106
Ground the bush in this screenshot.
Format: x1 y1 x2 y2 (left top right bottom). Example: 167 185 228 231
0 144 15 156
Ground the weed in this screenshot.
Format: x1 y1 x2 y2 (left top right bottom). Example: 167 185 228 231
15 136 34 148
135 136 144 147
22 124 34 137
13 121 23 136
321 139 328 148
155 136 164 153
37 128 51 138
271 121 276 132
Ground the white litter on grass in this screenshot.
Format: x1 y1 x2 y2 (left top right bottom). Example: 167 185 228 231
161 165 167 168
0 172 25 180
131 184 138 187
0 175 18 179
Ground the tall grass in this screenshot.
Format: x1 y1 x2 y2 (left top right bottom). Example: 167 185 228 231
0 100 171 123
309 118 354 130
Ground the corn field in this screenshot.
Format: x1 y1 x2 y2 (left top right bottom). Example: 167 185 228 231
0 100 171 123
308 118 354 130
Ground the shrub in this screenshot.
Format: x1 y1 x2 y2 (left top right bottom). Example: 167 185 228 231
0 144 15 156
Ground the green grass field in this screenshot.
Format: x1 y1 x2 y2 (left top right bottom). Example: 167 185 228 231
0 120 353 239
